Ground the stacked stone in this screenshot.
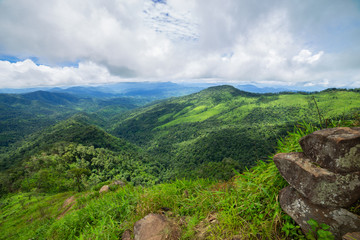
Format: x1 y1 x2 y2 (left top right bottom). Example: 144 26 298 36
274 127 360 239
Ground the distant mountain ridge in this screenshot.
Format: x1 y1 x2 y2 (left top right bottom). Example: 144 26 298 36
22 90 80 105
236 84 293 93
0 81 323 97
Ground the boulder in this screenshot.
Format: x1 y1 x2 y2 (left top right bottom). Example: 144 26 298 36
299 127 360 173
99 185 109 194
279 186 360 240
343 232 360 240
122 229 132 240
111 180 126 187
134 213 180 240
273 152 360 207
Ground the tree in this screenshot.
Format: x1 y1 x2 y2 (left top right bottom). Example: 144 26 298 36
68 168 91 192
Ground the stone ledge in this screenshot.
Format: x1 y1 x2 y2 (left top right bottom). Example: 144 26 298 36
299 127 360 173
274 152 360 207
279 186 360 240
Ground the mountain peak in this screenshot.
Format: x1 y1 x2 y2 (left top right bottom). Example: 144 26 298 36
198 85 258 97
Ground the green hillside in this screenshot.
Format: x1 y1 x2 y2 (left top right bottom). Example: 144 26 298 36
0 86 360 239
2 86 360 187
0 114 163 194
112 86 360 179
1 122 359 240
0 91 149 152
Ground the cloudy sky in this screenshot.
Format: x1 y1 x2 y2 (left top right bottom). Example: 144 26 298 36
0 0 360 89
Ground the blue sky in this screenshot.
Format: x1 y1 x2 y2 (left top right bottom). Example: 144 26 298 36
0 0 360 89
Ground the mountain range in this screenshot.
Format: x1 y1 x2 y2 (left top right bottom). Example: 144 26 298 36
1 85 360 239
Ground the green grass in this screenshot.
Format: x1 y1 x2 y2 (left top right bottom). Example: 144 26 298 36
158 91 360 128
1 123 322 240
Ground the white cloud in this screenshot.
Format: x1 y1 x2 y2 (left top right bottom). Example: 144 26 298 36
293 50 324 64
0 60 124 88
0 0 359 88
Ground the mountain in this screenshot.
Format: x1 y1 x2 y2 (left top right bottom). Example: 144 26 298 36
1 85 359 239
50 86 118 98
48 82 204 99
111 85 360 179
0 113 131 169
0 92 81 150
0 82 206 100
2 86 360 180
0 91 148 152
236 84 293 93
0 112 164 196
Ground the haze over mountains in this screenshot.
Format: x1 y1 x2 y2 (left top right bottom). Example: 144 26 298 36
0 81 326 99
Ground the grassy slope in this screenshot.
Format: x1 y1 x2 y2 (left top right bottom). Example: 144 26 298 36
4 121 359 240
114 87 360 133
112 86 360 178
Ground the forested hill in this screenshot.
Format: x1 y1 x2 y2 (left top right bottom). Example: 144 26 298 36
1 85 360 240
1 85 360 193
111 85 360 179
0 91 150 152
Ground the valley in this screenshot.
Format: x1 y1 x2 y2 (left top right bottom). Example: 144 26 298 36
0 85 359 239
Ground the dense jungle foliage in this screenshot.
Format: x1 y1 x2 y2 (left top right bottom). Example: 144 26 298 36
111 86 360 179
1 120 359 240
1 85 360 239
1 86 360 196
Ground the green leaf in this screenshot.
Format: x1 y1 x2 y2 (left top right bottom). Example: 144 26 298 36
317 229 335 240
319 223 330 230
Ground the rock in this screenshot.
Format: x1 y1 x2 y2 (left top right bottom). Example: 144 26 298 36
343 232 360 240
299 127 360 173
61 196 76 209
57 195 76 219
111 180 126 187
279 186 360 240
134 213 180 240
122 229 132 240
99 185 109 194
273 152 360 207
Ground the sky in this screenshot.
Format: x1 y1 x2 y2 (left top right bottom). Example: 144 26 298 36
0 0 360 89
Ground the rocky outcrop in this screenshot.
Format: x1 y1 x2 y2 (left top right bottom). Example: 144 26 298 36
280 186 360 239
274 127 360 239
343 232 360 240
299 127 360 173
99 185 109 193
274 152 360 207
111 180 126 187
134 213 180 240
99 180 126 194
